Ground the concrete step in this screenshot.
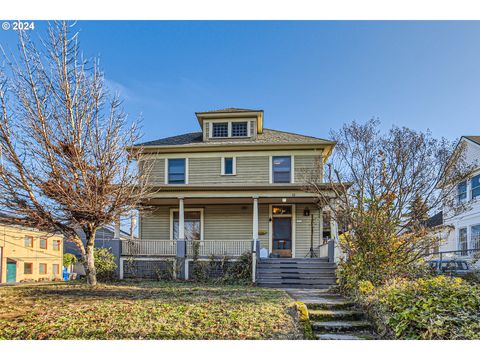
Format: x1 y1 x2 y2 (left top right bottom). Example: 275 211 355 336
315 332 377 340
312 320 372 333
257 263 336 269
258 268 336 274
309 309 364 321
257 273 336 279
259 258 329 263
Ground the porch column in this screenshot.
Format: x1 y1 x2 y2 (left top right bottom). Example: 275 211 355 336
252 196 259 283
176 197 187 279
114 217 121 239
329 199 339 263
319 206 324 246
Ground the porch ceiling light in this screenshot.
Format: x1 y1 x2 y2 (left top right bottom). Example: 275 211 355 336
281 198 287 203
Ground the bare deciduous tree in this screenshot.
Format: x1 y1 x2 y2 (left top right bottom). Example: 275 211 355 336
0 22 152 286
305 119 474 286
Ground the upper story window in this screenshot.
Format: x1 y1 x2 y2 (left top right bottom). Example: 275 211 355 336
52 240 61 251
24 236 34 248
39 238 47 250
272 156 292 183
472 174 480 200
221 157 236 176
212 123 228 138
457 181 467 203
210 121 250 138
231 122 248 137
168 159 186 184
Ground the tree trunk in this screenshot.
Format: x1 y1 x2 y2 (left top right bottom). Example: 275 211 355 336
83 227 97 286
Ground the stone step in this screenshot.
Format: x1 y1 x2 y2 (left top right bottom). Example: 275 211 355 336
315 332 377 340
312 320 372 333
308 309 364 321
257 278 337 285
303 297 355 310
258 283 333 289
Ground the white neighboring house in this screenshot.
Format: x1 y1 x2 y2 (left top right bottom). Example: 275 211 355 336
440 136 480 257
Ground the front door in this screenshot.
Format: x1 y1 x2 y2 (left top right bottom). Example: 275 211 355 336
6 260 16 283
272 206 293 257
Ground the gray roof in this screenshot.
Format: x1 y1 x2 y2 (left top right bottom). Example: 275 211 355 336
196 107 262 114
137 128 334 148
464 136 480 146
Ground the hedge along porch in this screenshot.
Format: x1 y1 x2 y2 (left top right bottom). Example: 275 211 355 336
120 194 339 281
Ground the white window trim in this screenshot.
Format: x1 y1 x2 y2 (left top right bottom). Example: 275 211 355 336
165 158 189 185
270 155 293 184
221 156 237 176
207 119 251 139
169 207 204 241
268 204 296 257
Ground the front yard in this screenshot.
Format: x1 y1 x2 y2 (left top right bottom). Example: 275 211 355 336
0 281 301 340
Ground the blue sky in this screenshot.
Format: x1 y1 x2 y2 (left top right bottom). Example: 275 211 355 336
1 21 479 142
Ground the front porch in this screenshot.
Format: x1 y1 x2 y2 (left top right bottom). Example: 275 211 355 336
119 193 340 281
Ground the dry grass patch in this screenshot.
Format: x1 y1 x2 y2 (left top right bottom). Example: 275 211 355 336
0 281 301 340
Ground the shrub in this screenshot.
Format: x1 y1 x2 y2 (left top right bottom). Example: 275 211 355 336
63 253 77 268
93 248 117 281
359 276 480 339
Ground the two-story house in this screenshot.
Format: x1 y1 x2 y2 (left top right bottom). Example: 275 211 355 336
439 136 480 258
0 213 64 283
121 108 340 287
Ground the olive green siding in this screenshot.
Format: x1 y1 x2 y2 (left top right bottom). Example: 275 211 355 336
295 154 322 183
189 156 269 184
143 153 322 185
139 204 320 257
294 206 322 257
142 159 165 184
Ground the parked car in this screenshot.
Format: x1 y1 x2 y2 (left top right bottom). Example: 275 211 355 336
427 260 471 276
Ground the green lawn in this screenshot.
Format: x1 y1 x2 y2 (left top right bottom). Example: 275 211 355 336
0 281 302 340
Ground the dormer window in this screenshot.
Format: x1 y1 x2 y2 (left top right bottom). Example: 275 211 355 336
212 123 228 138
232 122 248 137
209 121 250 139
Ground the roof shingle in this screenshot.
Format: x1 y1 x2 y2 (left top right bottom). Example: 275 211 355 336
136 128 333 147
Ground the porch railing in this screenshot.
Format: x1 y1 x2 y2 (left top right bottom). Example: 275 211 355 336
121 239 252 257
186 240 252 258
121 240 177 256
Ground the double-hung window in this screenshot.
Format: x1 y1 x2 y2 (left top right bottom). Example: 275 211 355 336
24 263 33 275
457 181 467 203
472 174 480 200
39 263 47 275
221 157 236 175
168 159 186 184
172 210 202 241
471 225 480 251
39 238 47 250
272 156 292 183
24 236 34 248
212 123 228 138
458 228 468 256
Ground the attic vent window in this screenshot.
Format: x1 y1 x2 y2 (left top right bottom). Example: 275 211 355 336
232 122 248 137
212 123 228 138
